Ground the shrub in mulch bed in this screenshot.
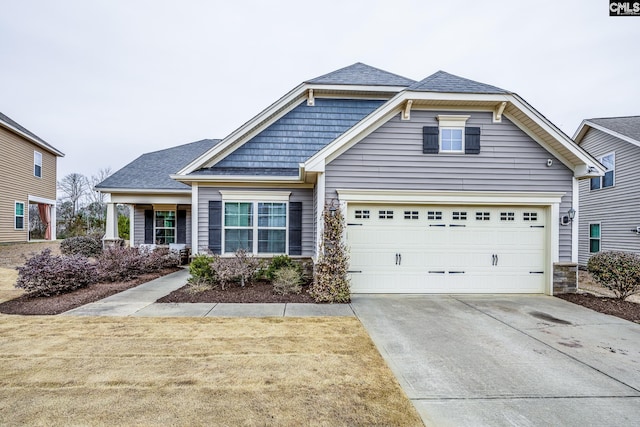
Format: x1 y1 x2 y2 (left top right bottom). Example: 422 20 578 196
158 280 315 304
556 293 640 323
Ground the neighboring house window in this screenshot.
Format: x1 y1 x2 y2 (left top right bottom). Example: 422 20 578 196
223 201 287 254
34 151 42 178
155 211 176 244
15 202 25 230
590 153 615 190
589 223 601 253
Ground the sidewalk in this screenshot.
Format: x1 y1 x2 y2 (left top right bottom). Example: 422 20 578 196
62 269 354 317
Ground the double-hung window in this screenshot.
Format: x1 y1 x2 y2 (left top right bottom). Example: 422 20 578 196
590 153 615 190
34 151 42 178
589 223 601 253
224 201 287 254
440 128 464 153
15 202 25 230
155 211 176 244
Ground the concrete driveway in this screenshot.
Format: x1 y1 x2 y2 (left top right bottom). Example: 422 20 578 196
351 294 640 426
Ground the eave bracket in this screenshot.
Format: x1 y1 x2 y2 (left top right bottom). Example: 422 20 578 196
493 101 507 122
307 89 315 106
402 100 413 121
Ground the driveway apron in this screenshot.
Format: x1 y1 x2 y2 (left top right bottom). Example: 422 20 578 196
351 294 640 427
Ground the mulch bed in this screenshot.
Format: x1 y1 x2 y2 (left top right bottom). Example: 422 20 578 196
556 293 640 323
0 268 181 315
157 280 316 304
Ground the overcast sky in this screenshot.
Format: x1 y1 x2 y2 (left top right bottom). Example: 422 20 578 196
1 0 638 183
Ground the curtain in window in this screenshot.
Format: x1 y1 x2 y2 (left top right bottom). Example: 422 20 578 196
38 203 51 240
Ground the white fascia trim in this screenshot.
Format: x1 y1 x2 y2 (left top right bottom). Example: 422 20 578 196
110 194 192 205
28 195 56 205
574 120 640 149
508 94 605 175
98 188 191 195
0 120 65 157
172 174 304 184
571 177 579 263
219 190 291 201
336 189 565 205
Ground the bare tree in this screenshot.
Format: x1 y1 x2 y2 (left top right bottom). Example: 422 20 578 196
87 167 112 205
57 173 88 216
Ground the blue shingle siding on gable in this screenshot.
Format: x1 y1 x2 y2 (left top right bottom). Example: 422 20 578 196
210 98 385 171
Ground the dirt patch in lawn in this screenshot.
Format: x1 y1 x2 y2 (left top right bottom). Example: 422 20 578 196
158 280 316 304
0 316 423 426
0 240 61 268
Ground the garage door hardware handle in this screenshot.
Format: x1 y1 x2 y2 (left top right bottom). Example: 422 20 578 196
347 223 363 226
395 253 402 265
530 225 545 228
449 271 465 274
428 270 446 274
449 224 466 227
348 270 362 273
491 254 499 266
429 224 446 227
530 271 544 274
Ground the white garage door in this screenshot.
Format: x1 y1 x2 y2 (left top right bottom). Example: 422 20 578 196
347 205 547 293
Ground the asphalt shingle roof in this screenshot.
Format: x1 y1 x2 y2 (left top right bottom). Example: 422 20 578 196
306 62 416 87
409 70 508 94
96 139 220 190
0 111 63 156
588 116 640 143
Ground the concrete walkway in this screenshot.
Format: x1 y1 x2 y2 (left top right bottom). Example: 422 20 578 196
62 269 354 317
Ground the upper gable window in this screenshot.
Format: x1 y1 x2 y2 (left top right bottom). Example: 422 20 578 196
34 151 42 178
423 115 480 155
590 153 615 190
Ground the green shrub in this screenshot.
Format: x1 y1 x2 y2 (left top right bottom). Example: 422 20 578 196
272 266 302 295
60 236 103 258
265 255 301 280
189 254 216 285
587 251 640 300
310 205 350 303
15 249 97 297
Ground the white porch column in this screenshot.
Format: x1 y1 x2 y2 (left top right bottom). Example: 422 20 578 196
129 204 135 246
104 202 119 240
50 203 57 240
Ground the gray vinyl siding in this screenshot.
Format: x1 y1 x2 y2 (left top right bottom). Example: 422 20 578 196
132 204 191 247
326 110 575 261
197 187 314 256
578 128 640 265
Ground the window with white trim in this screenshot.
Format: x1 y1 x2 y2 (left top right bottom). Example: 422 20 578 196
590 153 615 190
224 201 287 254
589 223 601 253
155 211 176 244
15 202 25 230
437 115 469 153
34 151 42 178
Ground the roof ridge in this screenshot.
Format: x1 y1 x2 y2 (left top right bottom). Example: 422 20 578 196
306 62 416 87
588 115 640 120
409 70 508 94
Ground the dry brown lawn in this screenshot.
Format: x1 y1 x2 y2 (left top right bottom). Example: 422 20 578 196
0 316 423 426
0 268 20 303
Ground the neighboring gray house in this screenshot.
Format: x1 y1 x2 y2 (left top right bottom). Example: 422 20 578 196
574 116 640 266
97 63 604 295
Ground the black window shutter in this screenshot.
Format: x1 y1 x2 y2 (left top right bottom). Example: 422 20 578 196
176 210 187 244
144 210 154 244
288 202 302 256
208 201 222 254
423 126 439 154
465 127 481 154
